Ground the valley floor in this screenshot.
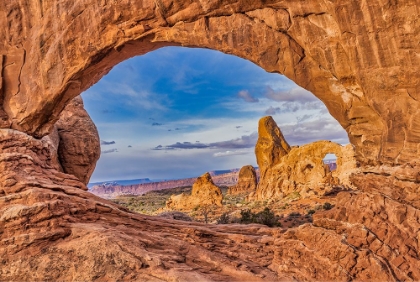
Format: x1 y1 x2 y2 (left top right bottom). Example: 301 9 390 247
111 186 339 228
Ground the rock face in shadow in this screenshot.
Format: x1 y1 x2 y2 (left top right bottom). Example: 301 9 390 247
1 129 419 281
166 172 223 210
227 165 258 195
1 0 420 280
251 116 358 200
56 96 100 185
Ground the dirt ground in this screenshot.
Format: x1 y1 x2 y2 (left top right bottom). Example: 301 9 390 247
111 186 340 228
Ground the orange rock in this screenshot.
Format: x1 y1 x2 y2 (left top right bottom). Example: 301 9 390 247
56 96 100 185
255 116 291 176
251 117 358 200
227 165 257 195
166 172 223 210
1 0 420 280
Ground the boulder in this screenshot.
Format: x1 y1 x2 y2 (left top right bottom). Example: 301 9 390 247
56 96 101 185
227 165 258 195
166 172 223 210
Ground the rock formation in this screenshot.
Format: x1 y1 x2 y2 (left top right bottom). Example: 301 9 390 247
166 172 223 210
56 96 100 185
254 141 357 199
227 165 258 195
1 0 420 280
255 116 291 176
252 116 357 200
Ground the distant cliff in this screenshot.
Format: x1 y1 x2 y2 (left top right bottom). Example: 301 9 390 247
90 170 248 199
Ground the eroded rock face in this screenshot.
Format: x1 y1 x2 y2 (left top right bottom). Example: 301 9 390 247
1 0 419 171
1 0 420 280
255 142 357 200
166 172 223 210
252 117 357 200
228 165 258 195
255 116 291 176
56 96 100 185
1 129 419 281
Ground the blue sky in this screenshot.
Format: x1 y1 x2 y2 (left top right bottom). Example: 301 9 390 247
82 47 349 183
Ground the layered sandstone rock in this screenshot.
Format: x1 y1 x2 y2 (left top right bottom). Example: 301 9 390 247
251 116 358 200
227 165 258 195
166 172 223 210
56 96 100 185
253 141 357 200
1 129 419 281
1 0 420 280
2 0 419 172
255 116 291 175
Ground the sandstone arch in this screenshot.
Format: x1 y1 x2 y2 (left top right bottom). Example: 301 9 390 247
253 116 357 200
1 0 419 171
1 1 420 280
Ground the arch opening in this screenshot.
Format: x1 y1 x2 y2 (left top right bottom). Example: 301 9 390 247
82 46 348 184
322 153 338 171
79 46 350 218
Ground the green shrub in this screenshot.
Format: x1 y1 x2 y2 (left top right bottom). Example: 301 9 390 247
239 207 281 227
254 207 282 227
240 209 253 224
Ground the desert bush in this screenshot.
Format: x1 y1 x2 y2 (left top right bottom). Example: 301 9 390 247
323 202 333 210
307 209 316 215
240 209 253 224
239 207 281 227
217 212 230 224
255 207 282 227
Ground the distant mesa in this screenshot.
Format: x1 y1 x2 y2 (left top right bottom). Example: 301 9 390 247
89 171 239 198
165 172 223 210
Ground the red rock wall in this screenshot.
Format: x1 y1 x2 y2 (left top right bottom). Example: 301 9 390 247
1 0 420 280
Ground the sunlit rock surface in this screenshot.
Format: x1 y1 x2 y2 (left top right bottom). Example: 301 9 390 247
1 0 420 280
166 172 223 210
227 165 258 195
252 116 358 200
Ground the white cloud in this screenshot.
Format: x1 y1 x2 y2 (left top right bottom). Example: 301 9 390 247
213 150 250 157
237 90 259 103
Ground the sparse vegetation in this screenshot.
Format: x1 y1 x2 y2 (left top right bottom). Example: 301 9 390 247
239 207 282 227
110 185 335 229
217 212 230 224
198 204 215 224
323 202 333 210
110 186 192 215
